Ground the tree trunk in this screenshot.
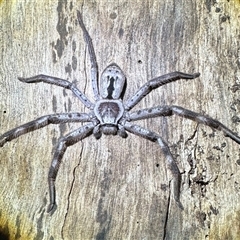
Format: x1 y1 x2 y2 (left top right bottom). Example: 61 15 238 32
1 1 240 239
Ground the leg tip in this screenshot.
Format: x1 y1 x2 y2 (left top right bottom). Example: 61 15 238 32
18 77 24 82
176 200 184 210
193 72 200 78
47 203 57 215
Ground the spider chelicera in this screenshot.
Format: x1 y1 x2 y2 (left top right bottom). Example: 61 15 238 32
1 11 240 214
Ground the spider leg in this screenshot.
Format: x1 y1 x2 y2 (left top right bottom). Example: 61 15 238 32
125 71 200 111
0 112 91 147
129 105 240 144
18 75 94 109
77 11 99 101
123 121 184 210
47 122 94 214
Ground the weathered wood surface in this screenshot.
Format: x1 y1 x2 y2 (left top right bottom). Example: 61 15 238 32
0 1 240 239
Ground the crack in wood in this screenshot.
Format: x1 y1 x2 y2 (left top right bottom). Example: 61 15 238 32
163 180 171 240
61 146 84 238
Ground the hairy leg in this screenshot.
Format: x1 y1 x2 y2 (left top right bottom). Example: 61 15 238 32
47 123 94 214
125 72 200 111
0 112 91 147
129 105 240 144
18 75 94 109
77 10 99 100
123 121 184 210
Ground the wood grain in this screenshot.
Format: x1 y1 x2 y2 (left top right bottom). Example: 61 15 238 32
0 1 240 239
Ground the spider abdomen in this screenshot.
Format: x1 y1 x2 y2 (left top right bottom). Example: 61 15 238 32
100 63 126 99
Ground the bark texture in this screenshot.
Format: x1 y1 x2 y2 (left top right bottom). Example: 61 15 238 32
0 1 240 239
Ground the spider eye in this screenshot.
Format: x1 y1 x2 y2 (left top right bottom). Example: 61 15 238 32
100 63 126 99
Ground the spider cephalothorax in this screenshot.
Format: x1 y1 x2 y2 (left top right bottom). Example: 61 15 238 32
94 98 125 136
1 10 240 214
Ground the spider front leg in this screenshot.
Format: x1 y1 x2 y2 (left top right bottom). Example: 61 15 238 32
125 71 200 111
0 113 91 147
123 122 184 210
18 75 94 109
47 123 94 214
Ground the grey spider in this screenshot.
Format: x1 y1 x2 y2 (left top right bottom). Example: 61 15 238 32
1 10 240 214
